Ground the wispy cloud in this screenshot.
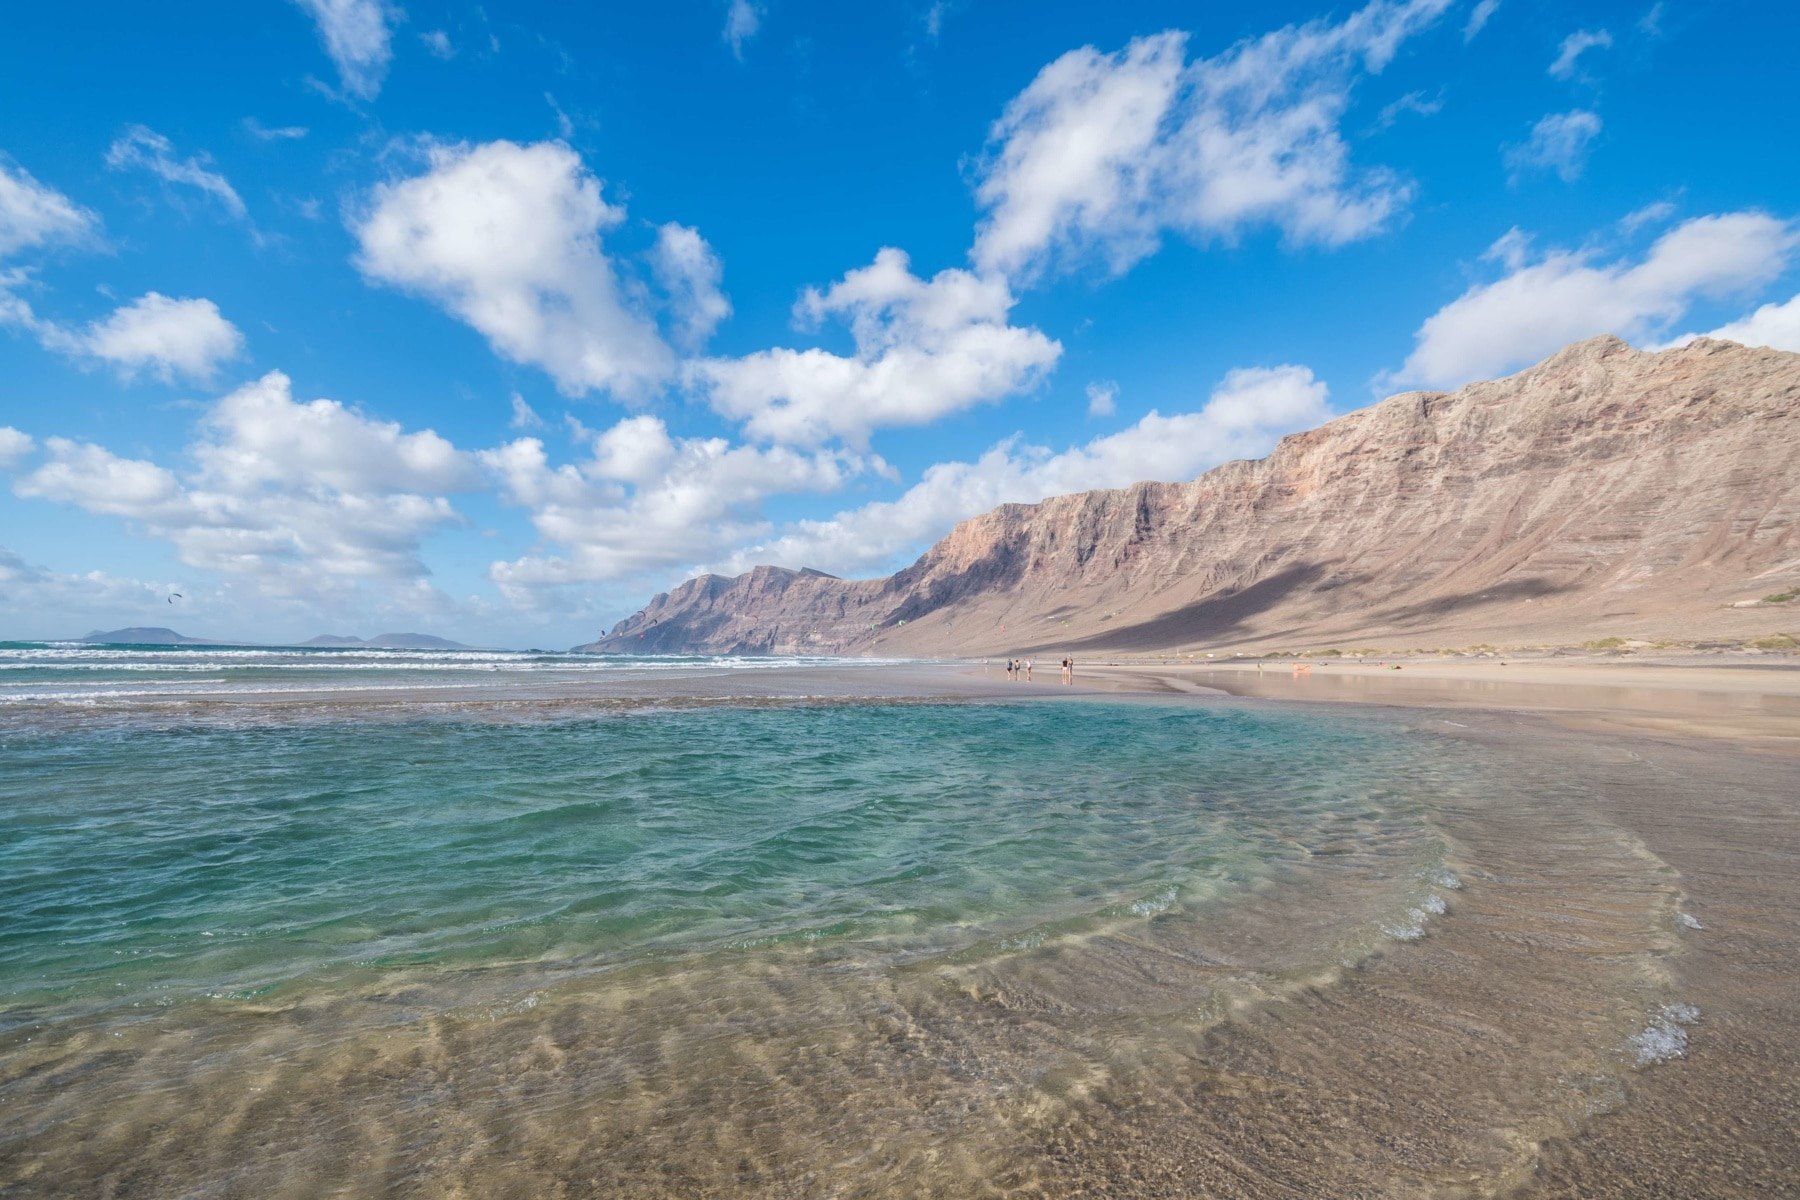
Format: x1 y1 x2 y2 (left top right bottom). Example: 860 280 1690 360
292 0 403 100
106 126 247 221
1463 0 1500 41
1548 28 1612 80
242 117 310 142
1504 109 1602 183
723 0 762 60
1374 89 1443 131
1085 380 1118 417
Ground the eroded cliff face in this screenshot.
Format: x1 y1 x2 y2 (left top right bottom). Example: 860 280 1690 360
580 336 1800 655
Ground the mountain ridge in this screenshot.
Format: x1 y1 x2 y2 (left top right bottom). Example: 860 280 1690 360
579 336 1800 656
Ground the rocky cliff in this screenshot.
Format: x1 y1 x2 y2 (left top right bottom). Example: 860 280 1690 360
579 336 1800 656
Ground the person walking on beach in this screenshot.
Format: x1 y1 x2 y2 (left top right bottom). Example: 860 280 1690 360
1061 656 1072 685
1024 658 1033 681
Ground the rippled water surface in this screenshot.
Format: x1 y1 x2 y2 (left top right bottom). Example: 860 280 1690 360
1 702 1448 1021
0 664 1714 1198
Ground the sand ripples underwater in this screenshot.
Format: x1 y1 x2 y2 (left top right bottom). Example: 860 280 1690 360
0 697 1724 1197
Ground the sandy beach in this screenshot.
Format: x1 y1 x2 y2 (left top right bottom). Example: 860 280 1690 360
1050 654 1800 1196
1068 654 1800 750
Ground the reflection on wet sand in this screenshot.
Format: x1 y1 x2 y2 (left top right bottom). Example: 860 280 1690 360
1107 659 1800 748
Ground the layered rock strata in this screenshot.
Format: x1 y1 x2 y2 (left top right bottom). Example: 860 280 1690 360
581 337 1800 656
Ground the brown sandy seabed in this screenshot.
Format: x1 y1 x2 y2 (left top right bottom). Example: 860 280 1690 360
1 661 1796 1198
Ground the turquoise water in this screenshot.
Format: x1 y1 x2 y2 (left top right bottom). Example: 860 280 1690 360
0 658 1720 1198
1 700 1445 1026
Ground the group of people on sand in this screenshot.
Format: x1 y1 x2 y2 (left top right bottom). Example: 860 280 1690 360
1002 656 1076 684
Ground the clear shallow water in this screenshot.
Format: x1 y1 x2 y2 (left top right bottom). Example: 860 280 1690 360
0 676 1704 1199
1 701 1446 1024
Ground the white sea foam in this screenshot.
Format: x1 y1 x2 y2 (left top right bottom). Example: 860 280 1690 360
1629 1003 1700 1066
1382 912 1427 940
1382 891 1448 941
0 647 915 676
1678 911 1704 930
0 647 922 708
0 682 497 704
1129 886 1179 917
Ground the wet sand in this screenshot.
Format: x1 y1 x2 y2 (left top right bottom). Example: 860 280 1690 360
1066 656 1800 1196
1078 656 1800 750
4 659 1797 1197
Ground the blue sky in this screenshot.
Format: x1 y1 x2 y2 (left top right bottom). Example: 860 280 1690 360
2 0 1797 647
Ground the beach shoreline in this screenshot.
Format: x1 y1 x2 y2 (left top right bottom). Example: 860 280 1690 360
976 655 1798 1196
3 655 1796 1197
1037 654 1800 753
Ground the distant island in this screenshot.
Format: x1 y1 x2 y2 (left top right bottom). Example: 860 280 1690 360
78 627 253 646
77 627 479 651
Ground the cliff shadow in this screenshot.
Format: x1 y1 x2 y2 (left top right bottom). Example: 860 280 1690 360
1368 575 1570 629
887 539 1032 625
1048 563 1330 652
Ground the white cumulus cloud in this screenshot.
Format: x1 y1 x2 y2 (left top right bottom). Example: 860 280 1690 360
690 247 1061 447
0 427 34 468
353 139 675 399
294 0 402 100
970 0 1450 283
651 222 731 349
0 162 99 257
1505 109 1602 183
482 415 868 597
0 546 183 633
12 371 478 586
195 370 475 495
1664 291 1800 354
1389 211 1798 389
6 291 244 385
713 364 1332 578
74 293 245 383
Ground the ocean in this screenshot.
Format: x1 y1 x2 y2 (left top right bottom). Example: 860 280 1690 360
0 645 1706 1197
0 641 901 707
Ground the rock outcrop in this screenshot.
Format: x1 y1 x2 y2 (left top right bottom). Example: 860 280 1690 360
579 337 1800 656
